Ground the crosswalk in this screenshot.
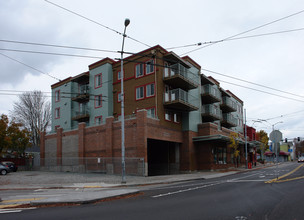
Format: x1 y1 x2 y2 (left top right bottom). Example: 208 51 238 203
0 207 36 214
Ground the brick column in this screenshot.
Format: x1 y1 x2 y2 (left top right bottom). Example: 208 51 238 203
40 131 46 166
105 116 114 157
105 117 114 174
136 110 148 176
78 122 86 165
56 128 63 166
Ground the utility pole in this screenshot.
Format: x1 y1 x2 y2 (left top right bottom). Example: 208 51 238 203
244 109 248 169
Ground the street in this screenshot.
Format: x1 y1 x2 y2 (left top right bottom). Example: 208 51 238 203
2 162 304 220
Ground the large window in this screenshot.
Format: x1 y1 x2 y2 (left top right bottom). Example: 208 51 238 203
136 86 144 100
136 63 144 78
95 95 102 108
212 147 227 164
135 59 155 78
94 73 102 88
146 83 155 97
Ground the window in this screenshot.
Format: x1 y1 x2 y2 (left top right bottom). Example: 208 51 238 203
136 64 144 78
55 108 60 119
146 59 154 74
95 116 103 125
117 92 122 102
94 73 102 88
213 147 227 164
147 108 156 118
55 90 60 102
95 95 102 108
136 86 144 100
165 110 171 121
173 113 181 123
146 83 155 97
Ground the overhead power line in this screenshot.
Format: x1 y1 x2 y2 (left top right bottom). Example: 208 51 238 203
218 79 304 103
0 48 105 59
181 9 304 55
201 68 304 99
167 27 304 50
0 53 61 81
45 0 151 48
0 39 120 54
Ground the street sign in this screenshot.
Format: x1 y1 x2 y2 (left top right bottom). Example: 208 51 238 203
269 130 282 143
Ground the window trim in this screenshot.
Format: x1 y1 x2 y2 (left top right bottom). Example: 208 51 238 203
94 94 102 108
146 82 155 98
95 115 103 125
55 107 60 119
55 90 60 102
135 86 145 100
165 110 171 121
94 73 102 89
135 63 144 78
173 112 181 124
145 59 155 75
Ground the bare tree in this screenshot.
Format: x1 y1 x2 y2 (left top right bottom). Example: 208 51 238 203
10 90 51 148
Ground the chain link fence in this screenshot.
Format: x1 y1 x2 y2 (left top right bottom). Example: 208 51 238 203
40 157 145 176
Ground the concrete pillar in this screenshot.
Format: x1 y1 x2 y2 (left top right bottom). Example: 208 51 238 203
56 128 63 166
78 123 86 165
40 131 46 166
105 116 114 174
136 110 148 176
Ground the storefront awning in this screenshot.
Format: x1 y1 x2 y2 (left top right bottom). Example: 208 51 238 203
193 134 230 142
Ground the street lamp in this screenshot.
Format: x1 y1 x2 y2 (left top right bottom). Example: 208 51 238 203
121 18 130 184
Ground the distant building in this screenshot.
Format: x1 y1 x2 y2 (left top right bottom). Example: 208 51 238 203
41 45 246 176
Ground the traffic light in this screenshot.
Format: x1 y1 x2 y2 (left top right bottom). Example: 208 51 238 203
285 138 288 143
298 137 301 142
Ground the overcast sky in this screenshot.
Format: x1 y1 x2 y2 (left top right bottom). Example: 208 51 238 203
1 0 304 140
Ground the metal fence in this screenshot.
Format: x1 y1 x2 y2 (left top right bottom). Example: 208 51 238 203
40 157 145 176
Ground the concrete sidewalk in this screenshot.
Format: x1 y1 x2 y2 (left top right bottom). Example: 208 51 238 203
0 162 276 208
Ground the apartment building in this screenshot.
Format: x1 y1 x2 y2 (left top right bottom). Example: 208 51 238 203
42 45 245 175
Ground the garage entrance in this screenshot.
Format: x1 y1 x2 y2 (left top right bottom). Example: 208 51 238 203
147 139 180 176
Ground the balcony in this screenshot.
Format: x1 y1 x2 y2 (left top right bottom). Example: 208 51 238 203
163 63 199 90
201 104 222 122
163 88 199 111
72 85 90 103
201 84 221 104
220 96 237 113
72 107 90 122
221 113 237 128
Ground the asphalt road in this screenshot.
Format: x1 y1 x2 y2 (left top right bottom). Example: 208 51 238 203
2 162 304 220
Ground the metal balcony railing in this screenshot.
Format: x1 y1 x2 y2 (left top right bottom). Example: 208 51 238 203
201 84 221 101
201 104 222 120
164 88 199 111
222 113 237 127
163 63 199 89
221 96 237 112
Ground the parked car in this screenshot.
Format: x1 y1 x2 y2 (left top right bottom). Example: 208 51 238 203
0 161 18 172
0 164 10 175
298 157 304 163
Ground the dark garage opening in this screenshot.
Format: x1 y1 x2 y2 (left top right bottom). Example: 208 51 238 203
147 139 179 176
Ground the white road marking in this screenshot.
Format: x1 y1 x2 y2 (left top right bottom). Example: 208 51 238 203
0 207 36 214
